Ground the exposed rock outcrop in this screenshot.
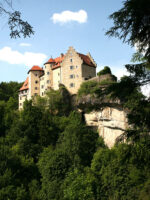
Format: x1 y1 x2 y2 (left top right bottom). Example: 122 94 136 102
84 107 128 148
75 74 128 148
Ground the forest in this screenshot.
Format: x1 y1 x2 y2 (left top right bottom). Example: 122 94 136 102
0 0 150 199
0 63 150 200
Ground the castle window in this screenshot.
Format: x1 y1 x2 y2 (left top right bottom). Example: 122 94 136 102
34 93 37 96
70 66 74 70
35 87 38 90
70 59 72 62
47 72 50 75
76 66 78 68
41 85 44 89
20 97 22 100
42 92 44 96
70 83 75 87
70 74 75 79
47 80 50 84
35 74 38 77
20 103 22 106
35 80 38 84
58 73 60 76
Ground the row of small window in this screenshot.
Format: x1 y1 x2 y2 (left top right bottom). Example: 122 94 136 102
20 90 28 94
70 74 79 79
70 66 78 70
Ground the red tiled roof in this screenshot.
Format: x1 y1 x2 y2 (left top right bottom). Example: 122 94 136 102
47 58 55 63
19 77 29 91
54 55 65 63
45 55 65 65
28 65 44 74
78 53 96 67
52 63 61 70
45 52 95 70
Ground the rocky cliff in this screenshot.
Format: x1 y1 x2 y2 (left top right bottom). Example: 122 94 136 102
76 93 128 148
84 107 128 148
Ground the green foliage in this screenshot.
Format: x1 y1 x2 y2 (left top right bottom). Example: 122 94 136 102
0 101 6 136
46 86 71 116
78 80 101 97
0 74 150 199
78 67 117 98
58 111 99 167
106 0 150 61
0 81 22 103
63 168 97 200
97 66 112 76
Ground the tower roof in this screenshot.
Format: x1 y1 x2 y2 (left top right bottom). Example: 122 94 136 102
28 65 44 74
45 55 65 65
19 77 29 91
46 58 55 63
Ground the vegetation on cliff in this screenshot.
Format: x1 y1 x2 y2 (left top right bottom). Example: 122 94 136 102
0 78 150 199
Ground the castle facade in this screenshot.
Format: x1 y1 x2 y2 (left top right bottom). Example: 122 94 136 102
19 46 97 109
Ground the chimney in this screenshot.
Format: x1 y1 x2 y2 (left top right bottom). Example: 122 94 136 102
61 53 64 58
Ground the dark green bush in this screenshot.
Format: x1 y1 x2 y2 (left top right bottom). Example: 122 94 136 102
97 66 112 76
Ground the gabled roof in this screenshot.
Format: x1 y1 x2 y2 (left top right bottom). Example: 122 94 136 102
45 51 96 70
28 65 44 74
19 77 29 91
78 53 96 67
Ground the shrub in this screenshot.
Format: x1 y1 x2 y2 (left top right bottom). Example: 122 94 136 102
77 81 100 97
97 66 112 76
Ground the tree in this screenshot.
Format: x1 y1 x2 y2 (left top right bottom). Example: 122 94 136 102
0 0 34 38
97 66 112 76
62 168 97 200
106 0 150 61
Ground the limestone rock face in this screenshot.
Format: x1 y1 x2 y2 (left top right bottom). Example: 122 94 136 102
84 107 128 148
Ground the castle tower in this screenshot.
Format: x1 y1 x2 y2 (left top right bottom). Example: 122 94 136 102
28 65 44 99
40 58 55 96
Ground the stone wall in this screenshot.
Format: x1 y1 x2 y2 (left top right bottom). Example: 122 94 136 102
61 47 83 94
89 74 116 82
84 107 128 148
82 64 96 80
53 67 61 90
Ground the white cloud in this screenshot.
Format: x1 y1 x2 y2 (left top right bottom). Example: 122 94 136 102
51 10 88 24
0 47 47 67
20 43 31 47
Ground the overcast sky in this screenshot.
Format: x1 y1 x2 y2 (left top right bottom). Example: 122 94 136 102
0 0 135 83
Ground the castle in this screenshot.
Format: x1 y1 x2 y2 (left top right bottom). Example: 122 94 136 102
19 46 97 109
